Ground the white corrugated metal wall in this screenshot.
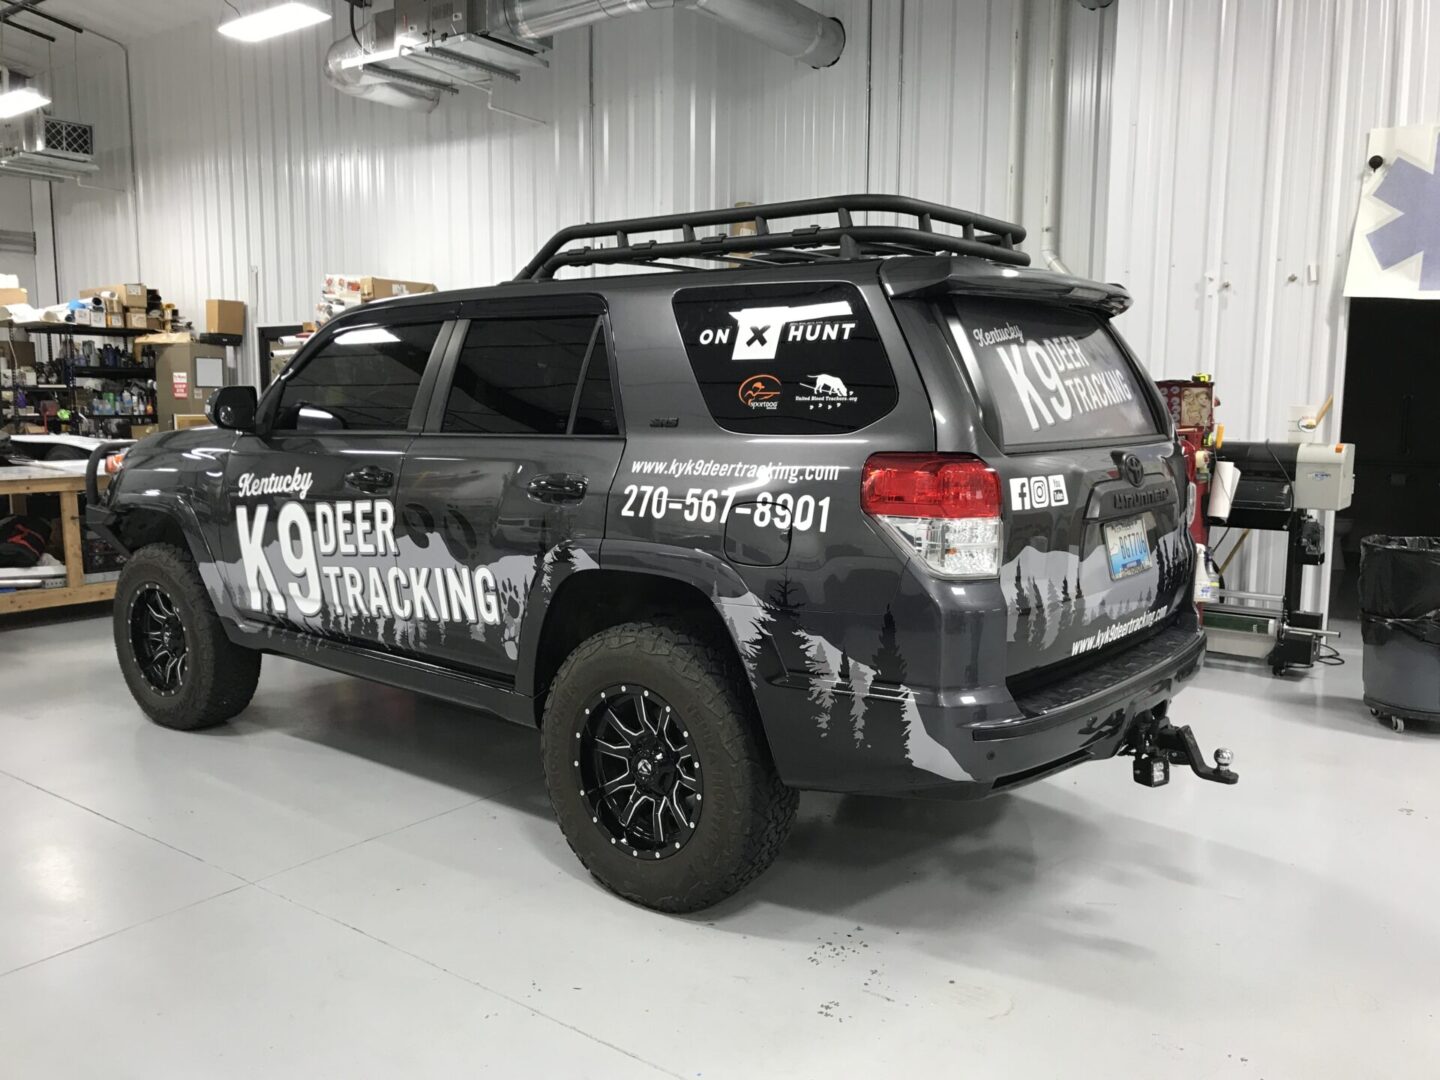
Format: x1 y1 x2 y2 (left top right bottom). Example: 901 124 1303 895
46 0 1114 345
41 0 1440 607
1104 0 1440 606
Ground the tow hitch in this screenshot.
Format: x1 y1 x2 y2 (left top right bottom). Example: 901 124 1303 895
1123 708 1238 787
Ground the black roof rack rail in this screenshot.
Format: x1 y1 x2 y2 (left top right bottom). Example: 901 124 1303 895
514 194 1029 281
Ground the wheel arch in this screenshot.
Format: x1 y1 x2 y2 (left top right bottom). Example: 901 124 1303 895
110 496 240 624
522 567 762 730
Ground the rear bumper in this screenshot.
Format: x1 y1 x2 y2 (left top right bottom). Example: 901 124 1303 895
761 621 1206 796
954 623 1207 792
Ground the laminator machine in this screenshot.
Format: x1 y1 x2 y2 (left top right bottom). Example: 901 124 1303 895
1206 440 1356 674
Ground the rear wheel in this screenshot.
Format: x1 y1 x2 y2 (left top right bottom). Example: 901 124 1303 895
114 543 261 730
541 621 797 912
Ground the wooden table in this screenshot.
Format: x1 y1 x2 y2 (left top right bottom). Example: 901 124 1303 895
0 466 115 615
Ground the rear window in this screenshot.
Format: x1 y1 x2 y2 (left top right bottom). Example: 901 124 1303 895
950 298 1159 449
672 282 897 434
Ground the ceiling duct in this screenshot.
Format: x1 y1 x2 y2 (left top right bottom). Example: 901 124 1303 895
503 0 844 68
325 2 551 112
326 0 843 110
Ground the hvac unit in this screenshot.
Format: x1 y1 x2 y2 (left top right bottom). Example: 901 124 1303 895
0 114 101 182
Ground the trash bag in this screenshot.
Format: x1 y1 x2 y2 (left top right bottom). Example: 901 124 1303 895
1359 536 1440 646
0 514 52 568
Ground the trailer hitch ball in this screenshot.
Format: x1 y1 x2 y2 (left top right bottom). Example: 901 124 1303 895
1214 747 1234 768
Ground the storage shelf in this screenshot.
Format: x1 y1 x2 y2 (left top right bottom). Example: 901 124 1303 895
69 366 155 379
14 322 147 338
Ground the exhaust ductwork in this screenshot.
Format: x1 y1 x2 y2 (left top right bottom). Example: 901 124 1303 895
324 10 441 113
325 0 843 112
504 0 845 68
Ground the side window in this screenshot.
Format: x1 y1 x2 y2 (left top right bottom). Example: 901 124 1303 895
275 322 440 432
572 330 619 435
671 282 898 434
441 315 615 435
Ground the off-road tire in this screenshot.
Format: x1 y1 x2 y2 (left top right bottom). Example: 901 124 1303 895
542 621 798 912
114 542 261 730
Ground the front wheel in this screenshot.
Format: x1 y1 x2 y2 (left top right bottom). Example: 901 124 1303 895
114 543 261 730
541 622 797 913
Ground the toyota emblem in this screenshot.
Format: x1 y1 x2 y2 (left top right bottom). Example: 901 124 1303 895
1120 453 1145 488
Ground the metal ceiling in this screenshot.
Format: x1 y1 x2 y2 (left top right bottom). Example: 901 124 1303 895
0 0 220 70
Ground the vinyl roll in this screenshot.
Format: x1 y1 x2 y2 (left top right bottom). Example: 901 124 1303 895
1209 460 1240 521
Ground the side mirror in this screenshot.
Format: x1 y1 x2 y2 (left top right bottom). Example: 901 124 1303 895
207 386 258 432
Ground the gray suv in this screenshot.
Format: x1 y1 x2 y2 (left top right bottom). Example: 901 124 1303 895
88 195 1234 913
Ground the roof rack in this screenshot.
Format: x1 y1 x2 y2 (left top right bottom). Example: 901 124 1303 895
513 194 1028 281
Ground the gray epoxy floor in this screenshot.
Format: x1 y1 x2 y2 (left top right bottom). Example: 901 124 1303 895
1 611 1437 1078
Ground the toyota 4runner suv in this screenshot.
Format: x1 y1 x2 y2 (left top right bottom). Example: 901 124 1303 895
88 196 1234 913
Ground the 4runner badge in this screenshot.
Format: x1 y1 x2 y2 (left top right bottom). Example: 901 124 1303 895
738 374 782 410
1010 474 1069 510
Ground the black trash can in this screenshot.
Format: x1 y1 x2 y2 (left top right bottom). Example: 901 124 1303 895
1359 536 1440 731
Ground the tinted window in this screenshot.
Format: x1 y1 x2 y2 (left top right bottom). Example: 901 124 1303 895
672 282 897 434
572 331 619 435
950 298 1159 449
442 316 601 435
275 322 439 432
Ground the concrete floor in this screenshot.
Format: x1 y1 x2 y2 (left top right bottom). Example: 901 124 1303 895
1 610 1436 1078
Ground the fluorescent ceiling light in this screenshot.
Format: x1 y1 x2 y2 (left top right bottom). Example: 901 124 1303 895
218 2 330 43
0 87 50 120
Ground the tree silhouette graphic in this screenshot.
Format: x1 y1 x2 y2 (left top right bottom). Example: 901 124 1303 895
862 608 912 767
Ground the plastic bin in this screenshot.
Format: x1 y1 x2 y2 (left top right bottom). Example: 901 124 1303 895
1359 536 1440 730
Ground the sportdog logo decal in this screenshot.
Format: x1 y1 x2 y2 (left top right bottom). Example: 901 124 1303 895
697 300 857 361
738 374 782 410
234 495 502 627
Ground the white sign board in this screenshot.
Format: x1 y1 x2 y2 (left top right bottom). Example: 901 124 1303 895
1345 124 1440 299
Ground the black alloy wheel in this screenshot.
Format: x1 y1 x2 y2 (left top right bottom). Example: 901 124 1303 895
129 584 189 696
579 684 703 860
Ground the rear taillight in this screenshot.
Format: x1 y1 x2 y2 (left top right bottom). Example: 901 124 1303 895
861 454 1002 578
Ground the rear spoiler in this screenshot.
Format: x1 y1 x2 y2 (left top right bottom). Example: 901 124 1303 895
880 256 1132 317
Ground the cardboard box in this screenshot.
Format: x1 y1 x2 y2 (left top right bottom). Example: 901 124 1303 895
361 276 436 301
105 313 126 328
0 287 28 306
205 299 246 337
126 312 161 330
81 283 147 309
103 296 123 315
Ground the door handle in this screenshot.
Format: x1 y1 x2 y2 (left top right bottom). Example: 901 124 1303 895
345 465 395 493
526 473 588 504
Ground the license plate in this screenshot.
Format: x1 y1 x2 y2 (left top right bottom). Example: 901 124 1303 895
1104 517 1153 580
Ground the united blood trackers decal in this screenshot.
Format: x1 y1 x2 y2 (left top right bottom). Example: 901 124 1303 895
233 470 501 627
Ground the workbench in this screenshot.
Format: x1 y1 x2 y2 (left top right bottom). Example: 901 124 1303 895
0 465 115 615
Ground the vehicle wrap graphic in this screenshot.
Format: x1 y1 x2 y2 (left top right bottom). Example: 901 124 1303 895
717 588 970 784
951 297 1159 449
1001 523 1193 656
234 496 503 628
